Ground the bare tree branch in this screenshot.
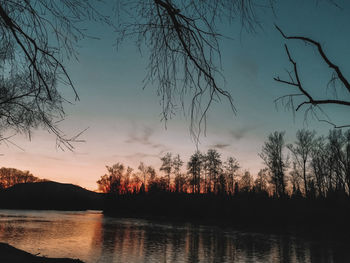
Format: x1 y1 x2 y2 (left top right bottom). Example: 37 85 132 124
274 25 350 128
0 1 109 149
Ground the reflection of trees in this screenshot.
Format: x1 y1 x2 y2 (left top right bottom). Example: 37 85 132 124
169 224 187 263
82 215 350 263
186 225 200 263
96 217 124 263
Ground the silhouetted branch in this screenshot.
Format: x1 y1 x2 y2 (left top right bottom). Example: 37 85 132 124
274 25 350 128
0 1 108 149
116 0 265 142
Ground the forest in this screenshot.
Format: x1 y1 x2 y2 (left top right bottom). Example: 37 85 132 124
97 129 350 238
97 129 350 199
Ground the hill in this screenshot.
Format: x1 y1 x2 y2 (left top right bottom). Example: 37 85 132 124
0 242 84 263
0 181 104 210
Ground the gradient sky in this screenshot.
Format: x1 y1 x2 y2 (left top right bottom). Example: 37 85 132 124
1 1 350 190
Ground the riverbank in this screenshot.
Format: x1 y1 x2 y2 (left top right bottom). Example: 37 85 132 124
0 242 84 263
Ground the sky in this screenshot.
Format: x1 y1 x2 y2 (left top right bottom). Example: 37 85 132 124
1 1 350 191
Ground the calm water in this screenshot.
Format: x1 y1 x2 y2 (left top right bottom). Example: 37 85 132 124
0 210 349 263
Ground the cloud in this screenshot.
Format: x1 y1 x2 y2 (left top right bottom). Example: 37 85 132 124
124 125 166 150
210 143 230 150
229 127 250 140
229 125 257 141
125 126 153 145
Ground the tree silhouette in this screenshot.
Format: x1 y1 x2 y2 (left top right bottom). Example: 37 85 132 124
287 129 316 196
254 168 270 194
187 151 202 194
224 157 240 195
0 1 108 149
205 149 222 194
275 25 350 128
172 154 186 192
239 171 253 193
115 0 269 140
160 152 173 191
0 167 41 189
97 163 125 194
260 132 288 197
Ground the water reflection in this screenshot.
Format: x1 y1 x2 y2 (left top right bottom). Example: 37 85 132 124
0 210 348 263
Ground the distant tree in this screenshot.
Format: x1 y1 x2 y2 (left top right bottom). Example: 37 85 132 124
131 172 142 193
138 162 148 191
147 166 157 183
172 154 186 193
287 129 316 196
217 172 227 195
0 167 40 189
254 168 270 194
310 136 330 197
97 163 125 194
148 176 168 193
205 149 222 194
259 131 288 197
224 157 240 195
344 130 350 193
187 151 202 194
289 162 302 196
327 129 349 194
239 171 253 193
234 182 239 196
123 167 134 194
160 152 173 191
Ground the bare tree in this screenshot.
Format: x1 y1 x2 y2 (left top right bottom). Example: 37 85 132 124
289 162 302 195
115 0 264 140
97 163 125 194
259 131 288 197
0 167 41 189
254 168 270 194
287 129 316 196
274 25 350 129
172 154 186 192
0 1 110 149
160 152 172 190
239 170 253 192
187 151 202 194
310 136 330 197
205 148 222 194
223 156 240 194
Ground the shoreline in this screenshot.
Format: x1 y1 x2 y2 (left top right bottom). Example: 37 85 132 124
0 242 84 263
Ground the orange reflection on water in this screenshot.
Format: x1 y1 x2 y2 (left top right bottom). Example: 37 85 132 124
0 210 347 263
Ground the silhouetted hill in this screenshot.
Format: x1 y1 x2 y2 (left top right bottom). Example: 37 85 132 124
0 181 104 210
0 242 84 263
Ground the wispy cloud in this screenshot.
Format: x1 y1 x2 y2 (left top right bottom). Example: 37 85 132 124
125 126 154 145
124 124 168 152
210 143 231 150
229 125 256 141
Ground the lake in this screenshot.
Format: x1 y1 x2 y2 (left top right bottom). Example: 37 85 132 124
0 209 348 262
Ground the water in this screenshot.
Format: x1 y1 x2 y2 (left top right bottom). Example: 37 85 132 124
0 210 348 263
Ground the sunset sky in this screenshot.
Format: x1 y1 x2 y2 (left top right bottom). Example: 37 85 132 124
1 1 350 190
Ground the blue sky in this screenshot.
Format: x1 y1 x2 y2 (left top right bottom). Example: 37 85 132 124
1 0 350 190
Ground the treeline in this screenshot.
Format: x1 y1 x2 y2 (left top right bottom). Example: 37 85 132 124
262 129 350 199
0 167 42 190
97 152 244 196
100 129 350 237
97 129 350 199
